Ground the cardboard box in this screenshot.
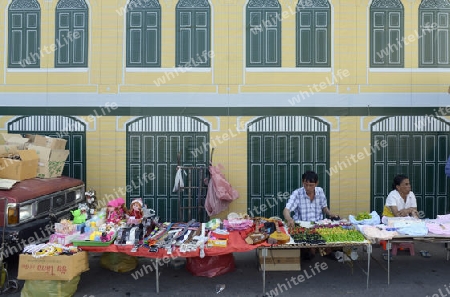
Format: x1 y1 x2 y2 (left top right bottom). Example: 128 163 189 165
28 144 69 178
31 135 67 150
0 145 18 158
258 249 301 271
0 150 39 181
207 239 228 247
18 251 89 281
0 133 29 149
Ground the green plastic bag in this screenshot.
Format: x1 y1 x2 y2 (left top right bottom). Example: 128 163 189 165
100 252 138 273
21 275 80 297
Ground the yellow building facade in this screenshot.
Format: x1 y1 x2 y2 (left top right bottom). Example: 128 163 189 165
0 0 450 222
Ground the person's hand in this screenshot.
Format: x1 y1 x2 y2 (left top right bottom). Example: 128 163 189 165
286 218 295 229
330 214 340 221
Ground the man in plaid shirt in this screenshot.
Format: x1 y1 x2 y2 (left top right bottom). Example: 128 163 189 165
283 170 338 229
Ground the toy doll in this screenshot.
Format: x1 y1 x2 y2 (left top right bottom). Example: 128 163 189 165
106 200 121 224
128 198 144 221
115 197 127 219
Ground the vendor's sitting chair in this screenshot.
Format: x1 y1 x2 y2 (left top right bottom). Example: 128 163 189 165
391 241 415 256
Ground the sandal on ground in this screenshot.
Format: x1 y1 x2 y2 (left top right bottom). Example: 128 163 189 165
419 250 431 258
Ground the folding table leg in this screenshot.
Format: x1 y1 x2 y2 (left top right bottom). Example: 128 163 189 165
156 260 159 293
262 248 267 296
366 244 372 289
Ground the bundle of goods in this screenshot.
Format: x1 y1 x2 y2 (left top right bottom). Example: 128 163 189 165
49 220 80 245
289 226 325 245
384 217 428 236
349 211 381 225
360 225 398 242
223 213 253 231
315 226 365 243
23 243 80 258
144 220 211 255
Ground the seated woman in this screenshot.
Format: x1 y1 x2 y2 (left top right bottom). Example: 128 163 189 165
382 174 420 218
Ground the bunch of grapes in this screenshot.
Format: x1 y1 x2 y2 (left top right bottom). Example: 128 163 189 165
356 212 372 221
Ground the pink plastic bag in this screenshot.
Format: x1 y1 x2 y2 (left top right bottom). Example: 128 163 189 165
186 254 235 277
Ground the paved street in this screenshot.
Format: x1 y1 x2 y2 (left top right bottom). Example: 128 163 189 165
6 241 450 297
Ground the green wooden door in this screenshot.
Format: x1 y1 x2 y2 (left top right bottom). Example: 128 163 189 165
126 116 209 222
371 116 450 218
7 115 86 182
247 116 330 219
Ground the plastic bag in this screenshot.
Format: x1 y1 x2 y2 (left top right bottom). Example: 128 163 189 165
100 252 138 273
394 220 428 236
349 211 381 225
186 254 235 277
21 275 80 297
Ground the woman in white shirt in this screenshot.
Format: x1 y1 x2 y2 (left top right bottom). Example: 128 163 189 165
382 174 420 218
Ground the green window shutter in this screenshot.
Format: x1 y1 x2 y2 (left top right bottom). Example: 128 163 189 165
55 0 88 68
247 11 263 65
388 12 401 65
194 11 209 66
265 11 280 65
298 11 312 64
246 7 281 67
420 12 434 65
419 0 450 68
436 12 450 66
370 0 404 68
126 0 161 68
371 12 386 66
8 0 41 68
56 13 70 65
145 11 159 65
315 11 329 65
296 0 331 68
178 11 192 65
176 0 211 68
128 12 143 66
73 12 86 64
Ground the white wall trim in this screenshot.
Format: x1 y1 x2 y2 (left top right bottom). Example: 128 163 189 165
245 67 331 73
126 67 211 73
369 68 450 73
6 68 89 73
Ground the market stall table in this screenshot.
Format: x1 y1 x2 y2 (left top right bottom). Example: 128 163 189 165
385 235 450 284
79 230 268 293
258 240 372 295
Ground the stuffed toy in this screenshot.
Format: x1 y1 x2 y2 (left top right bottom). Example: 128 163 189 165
71 209 86 224
85 189 98 216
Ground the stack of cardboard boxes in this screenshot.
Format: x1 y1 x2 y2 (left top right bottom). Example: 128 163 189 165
27 135 70 179
0 133 69 181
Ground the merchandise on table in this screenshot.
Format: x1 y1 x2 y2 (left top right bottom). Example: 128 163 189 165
348 211 381 225
315 226 366 242
360 225 398 242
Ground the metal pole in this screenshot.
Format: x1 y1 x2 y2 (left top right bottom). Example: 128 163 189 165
188 168 192 221
156 259 159 293
387 240 391 285
367 243 372 289
262 248 267 295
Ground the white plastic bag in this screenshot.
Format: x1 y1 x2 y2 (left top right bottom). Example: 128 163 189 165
349 211 381 225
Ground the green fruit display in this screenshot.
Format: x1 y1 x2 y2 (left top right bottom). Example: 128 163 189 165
356 212 372 221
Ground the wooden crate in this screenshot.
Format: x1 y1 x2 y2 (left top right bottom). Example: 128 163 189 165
257 249 301 271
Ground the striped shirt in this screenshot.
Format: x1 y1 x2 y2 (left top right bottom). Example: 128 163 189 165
285 187 328 221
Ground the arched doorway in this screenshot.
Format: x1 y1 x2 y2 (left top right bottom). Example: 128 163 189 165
126 116 210 222
370 116 450 218
7 115 86 181
247 116 331 218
